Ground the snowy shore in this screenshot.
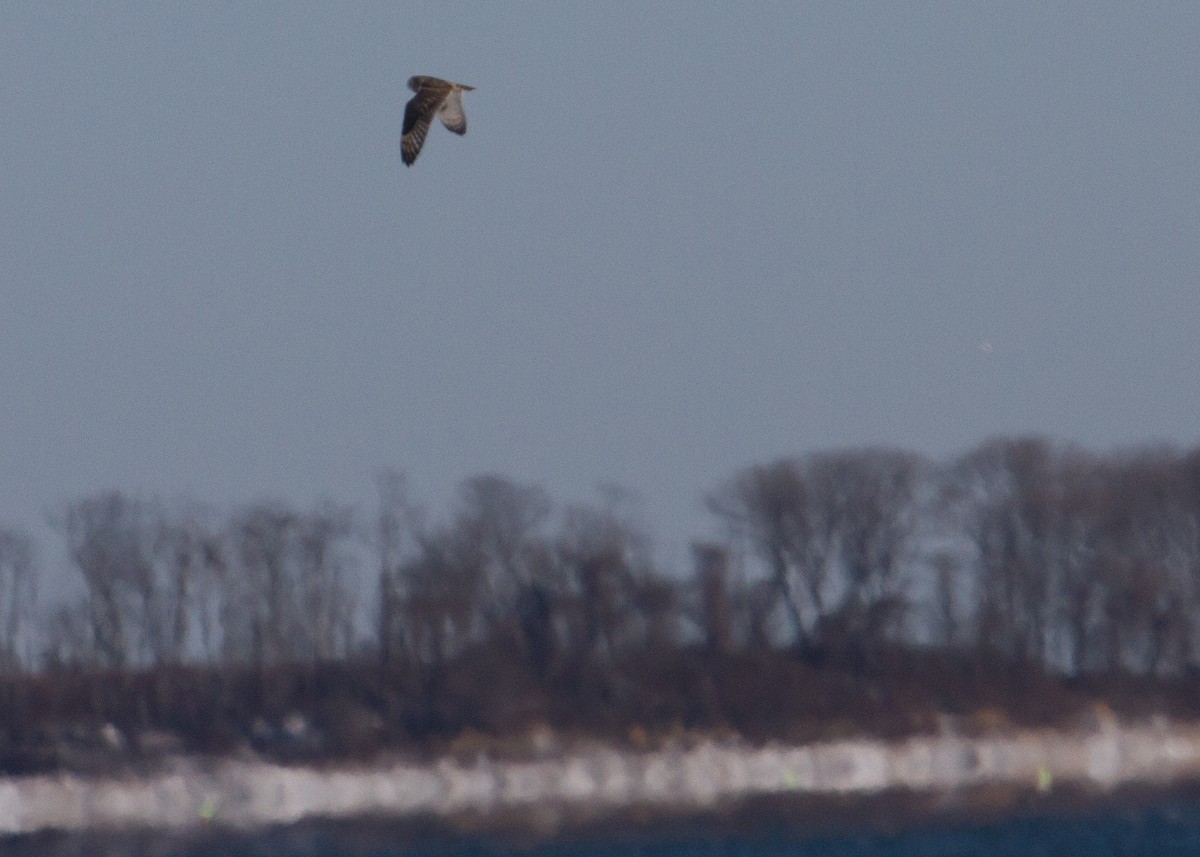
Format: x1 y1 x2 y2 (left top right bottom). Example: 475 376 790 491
4 717 1200 836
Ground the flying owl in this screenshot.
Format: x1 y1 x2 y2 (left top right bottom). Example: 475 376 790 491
400 76 475 166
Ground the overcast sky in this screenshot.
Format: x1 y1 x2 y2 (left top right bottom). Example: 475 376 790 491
3 3 1199 592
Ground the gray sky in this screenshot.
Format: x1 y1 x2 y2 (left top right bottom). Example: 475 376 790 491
3 3 1199 589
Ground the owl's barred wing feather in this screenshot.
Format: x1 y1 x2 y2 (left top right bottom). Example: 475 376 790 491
400 113 432 165
400 87 446 166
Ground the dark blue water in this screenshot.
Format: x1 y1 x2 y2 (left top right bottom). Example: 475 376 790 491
9 803 1200 857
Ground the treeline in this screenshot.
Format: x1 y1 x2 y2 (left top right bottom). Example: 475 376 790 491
1 436 1200 768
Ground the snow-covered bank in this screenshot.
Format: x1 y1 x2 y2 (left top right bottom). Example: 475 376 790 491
4 717 1200 836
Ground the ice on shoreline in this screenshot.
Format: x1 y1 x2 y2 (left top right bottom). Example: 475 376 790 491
4 717 1200 836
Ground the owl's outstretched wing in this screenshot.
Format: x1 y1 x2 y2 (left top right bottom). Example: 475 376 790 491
401 85 448 166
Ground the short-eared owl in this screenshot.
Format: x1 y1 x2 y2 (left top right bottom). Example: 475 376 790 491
401 76 475 166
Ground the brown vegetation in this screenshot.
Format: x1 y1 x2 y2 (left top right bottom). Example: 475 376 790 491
2 437 1200 774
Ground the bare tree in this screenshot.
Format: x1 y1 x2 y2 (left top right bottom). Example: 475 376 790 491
295 502 356 662
134 502 228 667
952 438 1061 666
54 492 159 669
811 448 925 654
1095 448 1198 675
558 485 655 660
399 524 485 665
228 502 298 666
375 470 410 664
0 527 35 671
1051 448 1112 675
707 459 825 648
40 601 93 670
453 474 553 632
191 522 229 665
222 500 357 666
693 542 733 655
930 551 961 649
708 451 923 655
